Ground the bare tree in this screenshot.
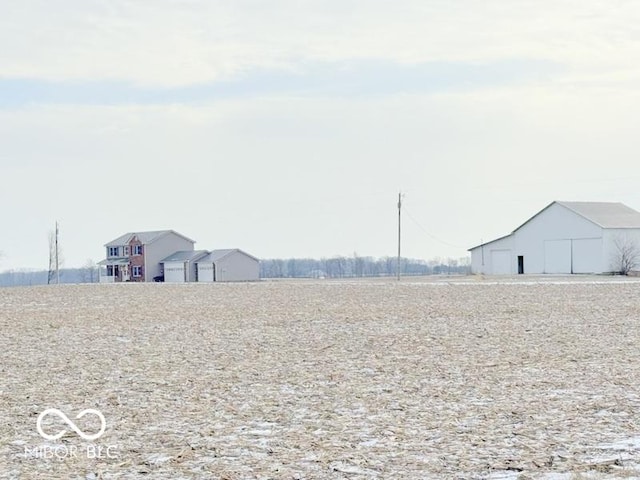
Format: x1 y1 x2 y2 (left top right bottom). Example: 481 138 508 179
79 259 98 283
458 256 472 275
446 258 458 274
612 235 640 275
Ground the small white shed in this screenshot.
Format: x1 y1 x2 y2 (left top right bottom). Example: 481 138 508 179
196 249 260 282
160 250 209 283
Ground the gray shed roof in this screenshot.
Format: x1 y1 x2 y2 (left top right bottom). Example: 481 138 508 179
556 201 640 228
160 250 209 263
105 230 196 247
197 249 260 263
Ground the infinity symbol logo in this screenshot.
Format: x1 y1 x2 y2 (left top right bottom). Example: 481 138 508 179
37 408 106 441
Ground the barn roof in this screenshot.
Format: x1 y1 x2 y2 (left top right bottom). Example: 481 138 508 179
556 201 640 228
469 201 640 251
105 230 196 246
467 234 513 251
512 201 640 232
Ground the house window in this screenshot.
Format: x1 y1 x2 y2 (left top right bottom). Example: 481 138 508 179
133 245 143 255
124 246 130 256
108 247 119 257
132 266 142 277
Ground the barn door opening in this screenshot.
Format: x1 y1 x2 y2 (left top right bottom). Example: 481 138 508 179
517 256 524 274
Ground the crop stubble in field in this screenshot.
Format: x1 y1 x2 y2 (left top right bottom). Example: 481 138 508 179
1 278 640 479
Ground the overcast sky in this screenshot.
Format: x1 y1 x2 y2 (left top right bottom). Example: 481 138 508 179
2 0 640 270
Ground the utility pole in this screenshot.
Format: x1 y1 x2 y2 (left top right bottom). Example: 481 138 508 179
397 192 402 281
55 221 60 284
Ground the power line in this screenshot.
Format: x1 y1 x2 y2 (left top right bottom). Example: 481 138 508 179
402 205 467 249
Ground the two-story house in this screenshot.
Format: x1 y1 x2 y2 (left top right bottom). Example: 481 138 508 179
98 230 195 282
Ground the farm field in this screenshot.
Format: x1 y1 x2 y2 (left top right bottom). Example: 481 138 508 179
1 277 640 479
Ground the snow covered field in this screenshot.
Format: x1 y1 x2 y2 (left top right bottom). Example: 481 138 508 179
1 277 640 479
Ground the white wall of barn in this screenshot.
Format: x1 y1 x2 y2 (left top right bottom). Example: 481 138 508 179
470 235 515 275
514 203 603 274
602 228 640 273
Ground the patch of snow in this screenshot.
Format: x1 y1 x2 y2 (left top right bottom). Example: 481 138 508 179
245 429 272 436
145 453 172 465
330 462 379 476
598 435 640 451
358 438 379 447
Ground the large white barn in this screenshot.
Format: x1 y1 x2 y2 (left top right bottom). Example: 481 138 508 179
469 201 640 275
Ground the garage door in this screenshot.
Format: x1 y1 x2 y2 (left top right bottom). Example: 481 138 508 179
197 263 215 282
544 239 571 273
491 250 511 275
164 261 186 282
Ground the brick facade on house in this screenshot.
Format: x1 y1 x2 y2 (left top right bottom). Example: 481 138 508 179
128 237 145 282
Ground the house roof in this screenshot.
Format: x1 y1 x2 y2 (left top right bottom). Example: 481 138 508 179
105 230 196 247
160 250 209 263
197 249 260 263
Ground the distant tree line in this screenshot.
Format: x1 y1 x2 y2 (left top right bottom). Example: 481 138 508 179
0 256 470 287
0 260 98 287
260 255 471 279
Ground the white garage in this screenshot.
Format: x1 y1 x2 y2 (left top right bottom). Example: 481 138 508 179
469 201 640 275
196 249 260 282
160 250 209 283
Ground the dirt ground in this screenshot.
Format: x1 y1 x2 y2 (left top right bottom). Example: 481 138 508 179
1 277 640 479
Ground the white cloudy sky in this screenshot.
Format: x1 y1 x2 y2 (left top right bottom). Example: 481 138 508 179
2 0 640 270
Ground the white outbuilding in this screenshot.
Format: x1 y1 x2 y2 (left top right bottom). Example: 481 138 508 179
160 250 209 283
196 249 260 282
469 201 640 275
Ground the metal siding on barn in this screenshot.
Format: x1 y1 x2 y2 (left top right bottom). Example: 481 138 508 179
544 239 572 273
490 250 511 275
469 235 514 275
572 238 602 273
603 229 640 273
